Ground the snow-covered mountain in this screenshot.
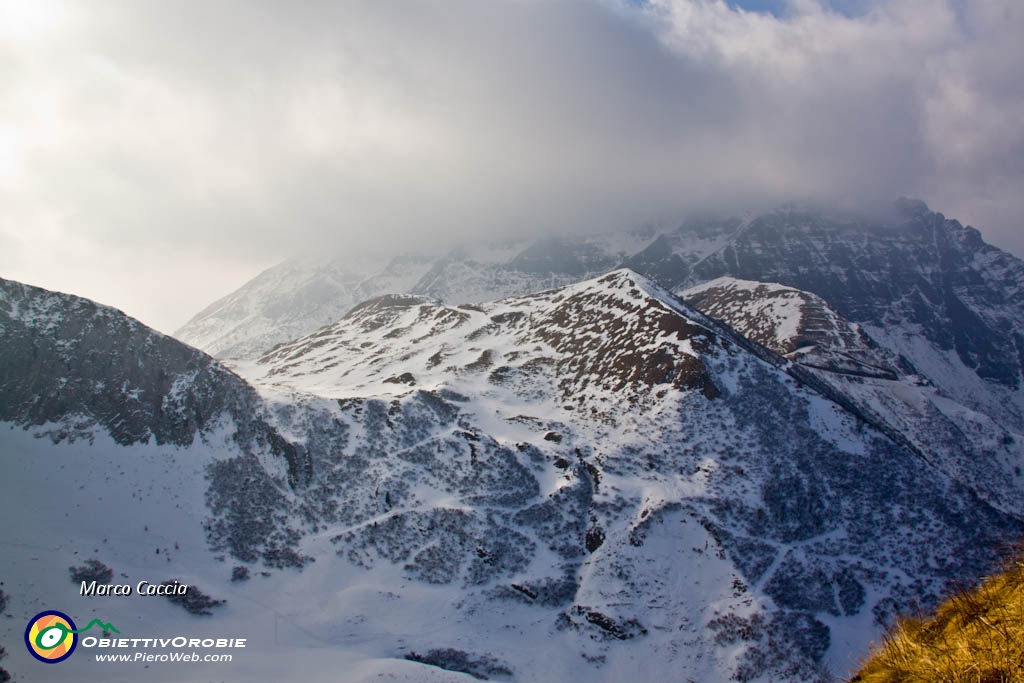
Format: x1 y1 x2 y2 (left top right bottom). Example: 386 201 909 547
175 232 658 360
177 200 1024 432
657 200 1024 435
5 271 1023 682
679 276 1024 516
680 277 907 379
174 250 440 360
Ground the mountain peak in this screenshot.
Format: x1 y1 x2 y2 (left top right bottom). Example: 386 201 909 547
892 196 932 218
526 269 721 401
680 276 904 379
567 268 688 315
345 293 440 317
246 269 722 405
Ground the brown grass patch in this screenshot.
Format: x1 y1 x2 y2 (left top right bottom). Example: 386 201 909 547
854 550 1024 683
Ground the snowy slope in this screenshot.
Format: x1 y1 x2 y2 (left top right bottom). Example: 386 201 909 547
231 270 1022 680
680 276 1024 516
0 426 486 683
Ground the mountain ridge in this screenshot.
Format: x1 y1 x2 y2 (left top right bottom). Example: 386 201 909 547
174 201 1024 436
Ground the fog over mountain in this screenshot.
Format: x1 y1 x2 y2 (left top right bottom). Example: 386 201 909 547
3 2 1024 670
1 0 1022 332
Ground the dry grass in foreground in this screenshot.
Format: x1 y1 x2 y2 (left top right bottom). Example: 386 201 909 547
853 553 1024 682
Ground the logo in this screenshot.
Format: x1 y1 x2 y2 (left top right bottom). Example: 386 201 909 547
24 611 119 663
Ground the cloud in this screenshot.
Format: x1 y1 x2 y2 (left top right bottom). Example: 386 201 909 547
0 0 1021 331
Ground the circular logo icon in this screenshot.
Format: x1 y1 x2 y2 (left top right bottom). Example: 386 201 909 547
25 611 78 663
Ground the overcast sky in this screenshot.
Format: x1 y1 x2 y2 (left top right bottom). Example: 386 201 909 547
1 0 1021 333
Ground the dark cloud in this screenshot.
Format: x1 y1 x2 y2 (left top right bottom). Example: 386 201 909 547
0 0 1021 331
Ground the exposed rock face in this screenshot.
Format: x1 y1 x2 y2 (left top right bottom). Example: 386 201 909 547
654 202 1024 434
0 277 246 446
676 201 1024 394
